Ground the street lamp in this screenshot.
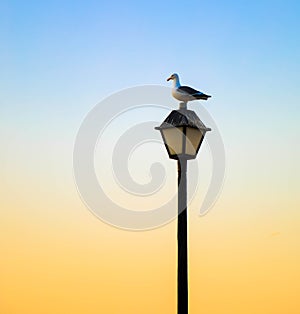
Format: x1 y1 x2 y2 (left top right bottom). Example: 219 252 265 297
155 103 211 314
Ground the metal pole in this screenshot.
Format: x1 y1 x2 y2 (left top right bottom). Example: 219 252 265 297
177 157 188 314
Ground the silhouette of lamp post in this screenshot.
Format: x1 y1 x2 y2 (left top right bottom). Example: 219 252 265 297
155 106 211 314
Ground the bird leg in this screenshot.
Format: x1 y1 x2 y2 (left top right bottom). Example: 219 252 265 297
179 102 187 110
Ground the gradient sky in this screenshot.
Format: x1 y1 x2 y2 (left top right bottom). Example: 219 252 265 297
0 1 300 313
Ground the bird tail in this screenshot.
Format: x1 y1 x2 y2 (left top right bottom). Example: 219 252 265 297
194 94 211 100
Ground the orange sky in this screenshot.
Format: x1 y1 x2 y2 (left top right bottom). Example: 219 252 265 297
1 161 299 314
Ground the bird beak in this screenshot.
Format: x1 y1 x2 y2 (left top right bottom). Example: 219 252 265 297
167 77 172 81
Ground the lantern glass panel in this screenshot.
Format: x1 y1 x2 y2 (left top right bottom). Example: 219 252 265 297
161 127 184 156
185 128 203 156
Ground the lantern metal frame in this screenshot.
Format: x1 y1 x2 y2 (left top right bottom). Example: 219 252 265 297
155 108 211 160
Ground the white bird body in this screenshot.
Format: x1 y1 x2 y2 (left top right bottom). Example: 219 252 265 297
167 73 211 103
172 88 197 102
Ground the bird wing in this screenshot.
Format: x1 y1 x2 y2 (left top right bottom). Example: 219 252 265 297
178 86 200 95
178 86 211 100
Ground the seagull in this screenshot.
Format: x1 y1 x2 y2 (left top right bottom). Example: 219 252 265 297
167 73 211 103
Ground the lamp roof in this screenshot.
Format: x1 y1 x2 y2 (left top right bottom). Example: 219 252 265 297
155 109 211 131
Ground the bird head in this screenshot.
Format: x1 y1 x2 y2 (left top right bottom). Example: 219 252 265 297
167 73 179 81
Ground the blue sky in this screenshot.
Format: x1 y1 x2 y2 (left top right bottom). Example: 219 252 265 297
1 0 300 110
0 0 299 191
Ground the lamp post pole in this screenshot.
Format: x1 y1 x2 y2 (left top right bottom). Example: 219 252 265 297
177 157 188 314
155 103 211 314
